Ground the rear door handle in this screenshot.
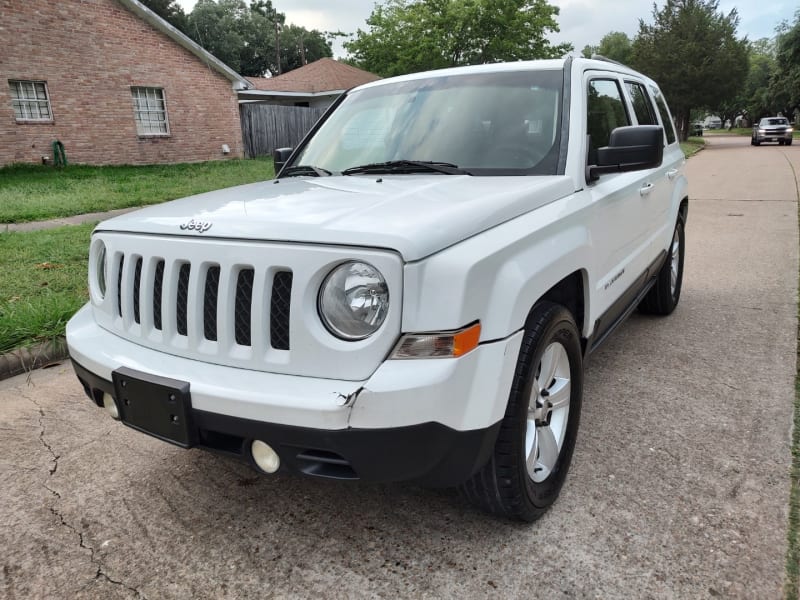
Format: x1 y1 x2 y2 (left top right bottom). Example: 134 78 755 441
639 183 655 197
666 169 679 180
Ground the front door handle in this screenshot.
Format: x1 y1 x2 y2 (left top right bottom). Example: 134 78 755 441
666 169 679 180
639 183 655 197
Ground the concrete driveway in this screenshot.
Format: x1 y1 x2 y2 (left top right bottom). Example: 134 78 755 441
2 136 798 599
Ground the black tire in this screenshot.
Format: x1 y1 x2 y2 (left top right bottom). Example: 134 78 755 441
788 139 793 146
460 302 583 522
639 218 685 315
751 136 756 146
754 139 761 146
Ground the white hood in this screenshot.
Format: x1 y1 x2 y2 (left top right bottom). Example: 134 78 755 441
97 175 575 261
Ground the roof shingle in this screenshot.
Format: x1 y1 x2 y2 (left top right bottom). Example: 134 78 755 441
247 58 380 93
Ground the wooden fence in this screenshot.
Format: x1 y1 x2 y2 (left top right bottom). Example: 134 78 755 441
240 103 327 158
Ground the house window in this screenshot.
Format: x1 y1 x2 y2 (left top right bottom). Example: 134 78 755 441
9 80 53 121
131 87 169 136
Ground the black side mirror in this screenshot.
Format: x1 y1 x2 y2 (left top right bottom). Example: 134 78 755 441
273 147 294 175
587 125 664 181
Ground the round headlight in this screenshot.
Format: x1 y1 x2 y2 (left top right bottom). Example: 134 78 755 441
318 261 389 340
94 241 107 299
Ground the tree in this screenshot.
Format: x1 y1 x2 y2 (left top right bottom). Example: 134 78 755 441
582 31 633 65
739 38 777 122
140 0 189 33
279 24 333 73
769 10 800 119
630 0 749 141
185 0 332 77
344 0 572 77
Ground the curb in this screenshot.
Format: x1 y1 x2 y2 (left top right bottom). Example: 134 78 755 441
0 338 69 382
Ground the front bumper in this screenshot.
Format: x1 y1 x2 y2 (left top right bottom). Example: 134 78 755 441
756 131 792 143
67 304 522 485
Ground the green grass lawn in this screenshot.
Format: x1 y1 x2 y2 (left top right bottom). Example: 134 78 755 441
0 224 93 353
705 127 800 139
680 136 705 158
0 158 274 224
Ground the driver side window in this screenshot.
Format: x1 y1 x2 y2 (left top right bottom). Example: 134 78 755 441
587 79 630 164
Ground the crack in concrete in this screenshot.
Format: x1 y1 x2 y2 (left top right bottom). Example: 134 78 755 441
22 391 148 599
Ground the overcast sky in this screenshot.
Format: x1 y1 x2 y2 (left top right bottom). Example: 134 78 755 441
176 0 796 58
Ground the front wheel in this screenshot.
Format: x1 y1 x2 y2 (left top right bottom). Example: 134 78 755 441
460 302 583 522
787 139 794 146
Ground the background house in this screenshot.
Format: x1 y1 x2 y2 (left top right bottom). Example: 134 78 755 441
240 58 380 110
0 0 252 166
238 58 379 158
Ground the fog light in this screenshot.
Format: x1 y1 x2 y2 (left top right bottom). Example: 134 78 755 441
251 440 280 473
102 393 120 420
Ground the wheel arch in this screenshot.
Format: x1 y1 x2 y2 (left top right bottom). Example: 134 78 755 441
531 270 587 340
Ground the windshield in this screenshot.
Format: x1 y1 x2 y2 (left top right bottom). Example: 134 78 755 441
762 118 788 126
290 69 564 176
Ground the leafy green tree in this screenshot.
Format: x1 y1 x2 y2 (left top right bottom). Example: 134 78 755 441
630 0 749 141
186 0 332 76
188 0 248 72
279 24 334 73
582 31 633 64
140 0 189 33
739 38 777 121
769 10 800 119
345 0 572 77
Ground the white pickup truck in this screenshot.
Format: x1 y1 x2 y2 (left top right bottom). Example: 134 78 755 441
67 56 688 521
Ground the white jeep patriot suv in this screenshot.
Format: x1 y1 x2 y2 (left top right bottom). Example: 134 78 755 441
67 57 688 521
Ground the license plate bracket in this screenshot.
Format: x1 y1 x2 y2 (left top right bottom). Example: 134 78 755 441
112 367 195 448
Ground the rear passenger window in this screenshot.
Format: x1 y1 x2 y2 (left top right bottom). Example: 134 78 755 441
587 79 630 162
650 86 677 144
625 82 657 125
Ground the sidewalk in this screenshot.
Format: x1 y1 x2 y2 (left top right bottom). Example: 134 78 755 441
1 206 140 233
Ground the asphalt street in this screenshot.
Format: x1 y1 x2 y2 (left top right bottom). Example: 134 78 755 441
1 135 798 599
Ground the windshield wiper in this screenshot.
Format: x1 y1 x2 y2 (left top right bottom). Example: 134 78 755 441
280 165 332 177
342 160 472 176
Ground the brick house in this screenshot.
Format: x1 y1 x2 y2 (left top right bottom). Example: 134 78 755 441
240 58 380 109
0 0 252 166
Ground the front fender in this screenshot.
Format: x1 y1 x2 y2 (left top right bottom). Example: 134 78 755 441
402 194 593 341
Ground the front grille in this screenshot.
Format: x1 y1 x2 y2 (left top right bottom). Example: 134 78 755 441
114 253 293 352
95 233 399 380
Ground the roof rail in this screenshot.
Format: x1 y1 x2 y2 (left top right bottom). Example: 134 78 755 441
590 54 627 67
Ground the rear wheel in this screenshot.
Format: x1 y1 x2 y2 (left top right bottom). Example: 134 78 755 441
460 302 583 522
639 219 685 315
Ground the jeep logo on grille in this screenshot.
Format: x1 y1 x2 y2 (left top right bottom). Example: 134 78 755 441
180 219 213 233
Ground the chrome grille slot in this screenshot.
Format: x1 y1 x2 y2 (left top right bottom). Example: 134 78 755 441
234 268 254 346
270 271 292 350
176 263 190 336
132 257 143 324
203 265 220 341
153 260 164 331
116 254 124 318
